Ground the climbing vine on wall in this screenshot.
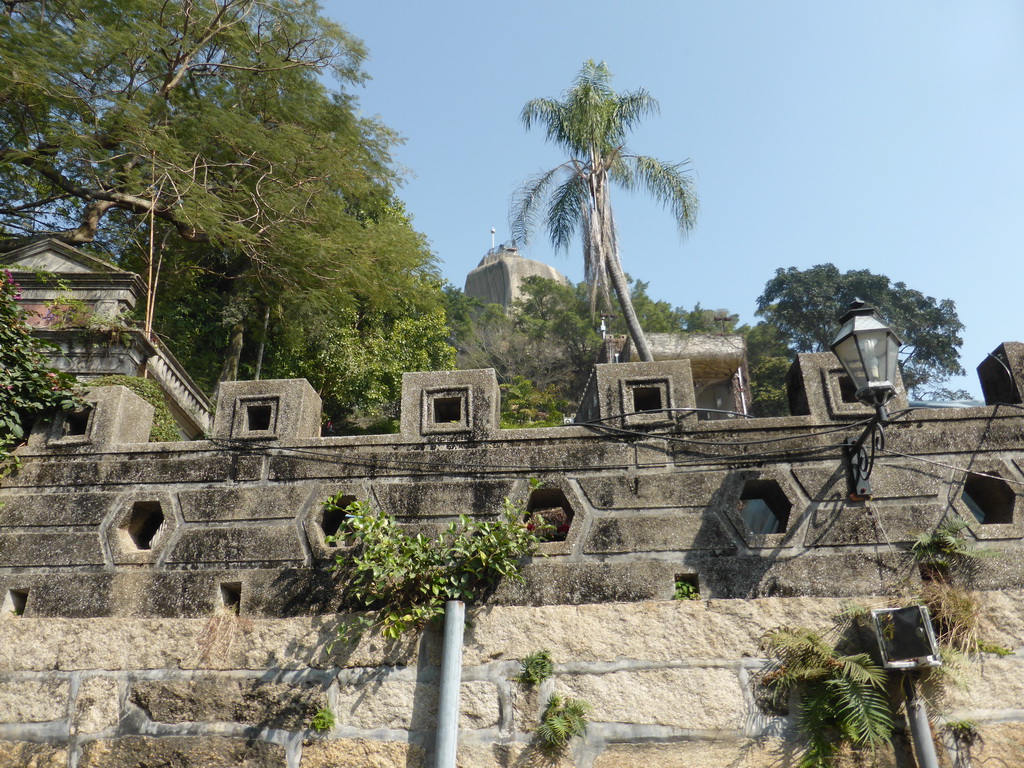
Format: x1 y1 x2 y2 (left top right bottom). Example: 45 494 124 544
0 271 81 474
325 495 550 639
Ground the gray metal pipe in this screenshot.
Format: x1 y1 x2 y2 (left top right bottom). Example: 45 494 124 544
903 675 940 768
435 600 465 768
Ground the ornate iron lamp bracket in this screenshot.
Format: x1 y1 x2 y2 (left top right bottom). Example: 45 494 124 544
845 405 888 501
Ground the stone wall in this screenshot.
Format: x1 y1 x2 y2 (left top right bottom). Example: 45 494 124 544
5 359 1024 619
1 594 1024 767
4 350 1024 766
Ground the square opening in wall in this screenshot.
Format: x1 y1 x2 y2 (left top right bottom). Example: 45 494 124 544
433 396 463 424
673 574 700 600
246 404 274 432
632 386 663 413
63 407 93 437
838 375 859 404
2 589 27 618
220 582 242 614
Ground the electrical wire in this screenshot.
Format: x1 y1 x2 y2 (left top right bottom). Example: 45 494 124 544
877 447 1024 488
207 434 848 476
580 414 874 447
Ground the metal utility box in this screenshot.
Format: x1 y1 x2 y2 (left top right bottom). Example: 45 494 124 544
870 605 942 669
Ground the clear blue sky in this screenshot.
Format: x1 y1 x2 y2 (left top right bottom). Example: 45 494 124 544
322 0 1024 397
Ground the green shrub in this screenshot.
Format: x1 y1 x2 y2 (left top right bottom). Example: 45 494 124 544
673 580 700 600
326 496 550 640
0 270 82 473
88 375 180 441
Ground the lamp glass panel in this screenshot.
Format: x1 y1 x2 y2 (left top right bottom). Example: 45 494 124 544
855 328 893 386
833 334 868 390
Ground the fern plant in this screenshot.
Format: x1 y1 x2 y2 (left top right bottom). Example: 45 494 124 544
517 650 554 686
761 626 893 767
537 694 590 753
912 517 985 578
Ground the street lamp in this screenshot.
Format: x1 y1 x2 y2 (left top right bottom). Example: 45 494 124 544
829 300 903 500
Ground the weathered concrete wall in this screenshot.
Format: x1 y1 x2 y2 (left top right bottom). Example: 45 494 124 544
3 352 1024 766
0 594 1022 767
5 371 1024 617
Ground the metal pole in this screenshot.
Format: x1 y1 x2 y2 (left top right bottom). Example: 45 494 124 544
903 675 940 768
435 600 465 768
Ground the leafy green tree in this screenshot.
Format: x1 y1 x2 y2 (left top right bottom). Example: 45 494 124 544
500 376 568 428
0 0 437 388
325 496 548 639
0 271 81 473
268 284 456 430
756 264 965 397
606 280 687 335
455 278 602 405
511 60 698 362
739 320 793 417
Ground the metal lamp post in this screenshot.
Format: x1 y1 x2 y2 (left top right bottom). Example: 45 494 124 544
829 300 904 500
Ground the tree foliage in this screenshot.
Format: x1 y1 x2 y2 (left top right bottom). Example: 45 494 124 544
455 278 602 406
0 271 81 472
756 264 965 397
511 60 698 362
1 0 440 391
269 284 456 429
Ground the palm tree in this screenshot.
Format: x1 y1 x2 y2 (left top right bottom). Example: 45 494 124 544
510 60 698 362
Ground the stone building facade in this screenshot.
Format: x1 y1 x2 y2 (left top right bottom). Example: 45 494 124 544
2 348 1024 766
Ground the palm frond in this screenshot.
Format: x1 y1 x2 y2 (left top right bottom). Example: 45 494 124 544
617 154 698 236
521 97 570 147
831 652 888 687
826 677 894 746
544 172 587 253
509 164 571 246
614 89 659 135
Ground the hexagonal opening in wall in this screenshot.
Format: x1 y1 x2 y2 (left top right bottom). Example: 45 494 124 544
962 472 1015 525
125 501 165 550
527 487 575 542
2 589 28 618
320 494 356 546
739 479 792 535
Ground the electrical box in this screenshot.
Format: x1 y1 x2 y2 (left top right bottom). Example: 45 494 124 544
870 605 942 669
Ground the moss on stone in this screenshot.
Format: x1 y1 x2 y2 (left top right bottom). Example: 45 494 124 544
88 376 180 441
